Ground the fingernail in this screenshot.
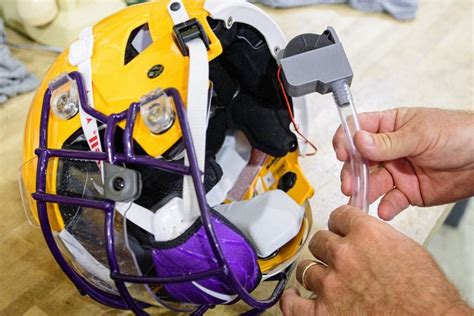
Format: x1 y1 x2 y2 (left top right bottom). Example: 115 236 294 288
361 131 374 147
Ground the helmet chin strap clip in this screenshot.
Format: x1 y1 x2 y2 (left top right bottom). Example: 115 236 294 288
173 18 210 56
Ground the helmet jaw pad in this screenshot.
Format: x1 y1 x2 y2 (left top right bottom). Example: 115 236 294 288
151 210 261 305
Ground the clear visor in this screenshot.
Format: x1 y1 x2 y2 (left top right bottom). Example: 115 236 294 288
19 157 40 228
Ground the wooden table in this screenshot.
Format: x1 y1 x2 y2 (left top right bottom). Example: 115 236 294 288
0 0 471 315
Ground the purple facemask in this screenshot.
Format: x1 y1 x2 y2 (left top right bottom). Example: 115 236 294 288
26 71 293 315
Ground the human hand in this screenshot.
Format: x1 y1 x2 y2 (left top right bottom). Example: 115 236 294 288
333 107 474 220
279 205 471 315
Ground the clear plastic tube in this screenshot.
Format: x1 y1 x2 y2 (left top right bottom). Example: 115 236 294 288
333 82 369 213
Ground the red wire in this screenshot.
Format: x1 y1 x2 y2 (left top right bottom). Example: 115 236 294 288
277 66 318 156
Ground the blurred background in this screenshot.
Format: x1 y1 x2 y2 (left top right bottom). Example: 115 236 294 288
0 0 472 314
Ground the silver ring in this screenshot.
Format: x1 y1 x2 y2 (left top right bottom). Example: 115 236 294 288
301 261 319 290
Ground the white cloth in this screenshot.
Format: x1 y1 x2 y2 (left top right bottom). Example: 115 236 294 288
251 0 418 20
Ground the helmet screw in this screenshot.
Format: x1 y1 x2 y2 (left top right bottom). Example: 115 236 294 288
170 2 181 11
113 177 125 191
289 140 298 152
278 172 297 192
226 16 233 28
147 64 164 79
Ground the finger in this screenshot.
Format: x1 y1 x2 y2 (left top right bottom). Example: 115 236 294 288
383 159 424 207
340 162 351 196
342 165 395 205
308 230 342 265
356 110 399 133
296 260 326 292
354 128 421 162
378 188 410 220
280 287 315 316
333 125 349 162
368 167 395 203
328 205 367 236
332 110 398 161
341 161 381 196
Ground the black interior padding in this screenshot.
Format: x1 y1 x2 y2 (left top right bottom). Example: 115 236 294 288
133 156 223 210
230 93 296 157
208 18 239 50
209 59 240 110
221 24 285 108
208 18 297 156
206 108 228 156
206 59 241 155
126 232 155 276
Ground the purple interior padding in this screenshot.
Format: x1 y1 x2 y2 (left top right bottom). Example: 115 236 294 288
152 215 261 305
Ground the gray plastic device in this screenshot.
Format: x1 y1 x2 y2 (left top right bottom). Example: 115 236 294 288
278 27 353 97
278 27 371 213
103 163 142 203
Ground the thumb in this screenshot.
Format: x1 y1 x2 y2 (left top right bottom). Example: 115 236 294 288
354 130 418 162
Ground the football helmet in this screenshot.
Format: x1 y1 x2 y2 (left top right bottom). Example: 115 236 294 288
20 0 314 314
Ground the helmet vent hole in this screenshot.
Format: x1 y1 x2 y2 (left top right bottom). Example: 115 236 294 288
124 23 153 65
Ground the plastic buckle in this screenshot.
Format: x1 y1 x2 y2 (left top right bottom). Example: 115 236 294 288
173 18 210 56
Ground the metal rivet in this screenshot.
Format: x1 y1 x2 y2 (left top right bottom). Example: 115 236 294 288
170 2 181 11
289 140 298 152
147 64 164 79
113 177 125 191
226 16 233 28
278 172 297 192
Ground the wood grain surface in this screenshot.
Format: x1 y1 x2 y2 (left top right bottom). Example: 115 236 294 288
0 1 472 315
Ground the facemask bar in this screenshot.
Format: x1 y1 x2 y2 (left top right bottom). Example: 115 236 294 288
31 71 291 315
